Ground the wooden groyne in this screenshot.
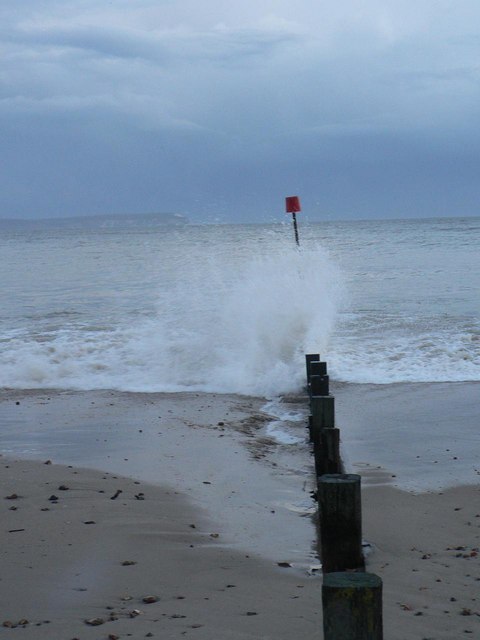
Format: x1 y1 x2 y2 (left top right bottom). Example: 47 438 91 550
306 354 383 640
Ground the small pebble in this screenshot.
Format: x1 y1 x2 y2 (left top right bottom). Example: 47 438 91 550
84 617 105 626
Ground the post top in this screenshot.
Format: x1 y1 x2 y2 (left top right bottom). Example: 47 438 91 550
317 474 361 484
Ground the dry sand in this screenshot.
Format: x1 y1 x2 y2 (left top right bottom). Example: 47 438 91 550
363 484 480 639
0 385 479 639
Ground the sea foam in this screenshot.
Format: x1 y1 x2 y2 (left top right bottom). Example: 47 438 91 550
1 240 343 395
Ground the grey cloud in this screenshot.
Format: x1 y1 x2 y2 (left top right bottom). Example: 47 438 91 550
1 1 480 220
2 21 301 65
5 25 171 62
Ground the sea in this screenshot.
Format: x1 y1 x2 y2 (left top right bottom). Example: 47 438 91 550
1 216 479 396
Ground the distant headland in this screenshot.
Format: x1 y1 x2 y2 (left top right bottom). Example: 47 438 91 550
0 212 188 231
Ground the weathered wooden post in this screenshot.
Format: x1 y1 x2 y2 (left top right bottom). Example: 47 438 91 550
305 353 320 382
317 474 364 572
310 395 335 471
321 427 342 474
310 395 334 439
323 572 383 640
313 434 324 477
307 414 313 441
313 427 341 476
310 374 329 397
309 360 327 377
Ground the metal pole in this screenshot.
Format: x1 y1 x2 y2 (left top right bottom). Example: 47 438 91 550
292 212 300 246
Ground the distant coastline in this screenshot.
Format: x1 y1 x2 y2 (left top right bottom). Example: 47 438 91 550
0 212 188 231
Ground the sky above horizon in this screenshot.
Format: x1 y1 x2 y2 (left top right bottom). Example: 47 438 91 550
1 1 480 223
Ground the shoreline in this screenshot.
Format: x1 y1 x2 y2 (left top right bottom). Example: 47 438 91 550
0 388 317 565
1 383 479 637
334 380 480 492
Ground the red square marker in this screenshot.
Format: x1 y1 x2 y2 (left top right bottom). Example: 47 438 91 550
285 196 301 213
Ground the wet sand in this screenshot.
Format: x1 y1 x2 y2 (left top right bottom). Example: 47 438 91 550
0 383 479 638
363 484 480 638
334 381 480 491
0 389 316 564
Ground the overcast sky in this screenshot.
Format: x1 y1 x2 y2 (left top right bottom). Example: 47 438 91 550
1 1 479 222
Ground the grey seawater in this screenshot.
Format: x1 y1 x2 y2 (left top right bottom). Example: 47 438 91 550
1 216 479 393
319 216 480 383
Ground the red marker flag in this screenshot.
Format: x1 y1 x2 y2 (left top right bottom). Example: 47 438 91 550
285 195 301 213
285 195 301 246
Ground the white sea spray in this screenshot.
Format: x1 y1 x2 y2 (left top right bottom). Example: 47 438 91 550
0 229 343 394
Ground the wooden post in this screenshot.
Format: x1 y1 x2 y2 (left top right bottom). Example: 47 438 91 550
313 436 324 477
317 474 364 573
323 572 383 640
321 427 342 474
309 360 327 377
314 427 341 476
310 396 335 447
310 396 335 445
309 374 329 397
305 354 320 382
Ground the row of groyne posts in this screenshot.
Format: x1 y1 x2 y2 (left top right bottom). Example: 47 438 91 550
305 354 383 640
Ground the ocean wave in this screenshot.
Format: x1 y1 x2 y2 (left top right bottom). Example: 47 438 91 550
0 244 344 396
1 220 479 394
2 314 478 393
329 327 480 384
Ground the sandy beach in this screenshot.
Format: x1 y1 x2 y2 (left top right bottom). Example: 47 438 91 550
0 384 479 638
0 458 322 639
